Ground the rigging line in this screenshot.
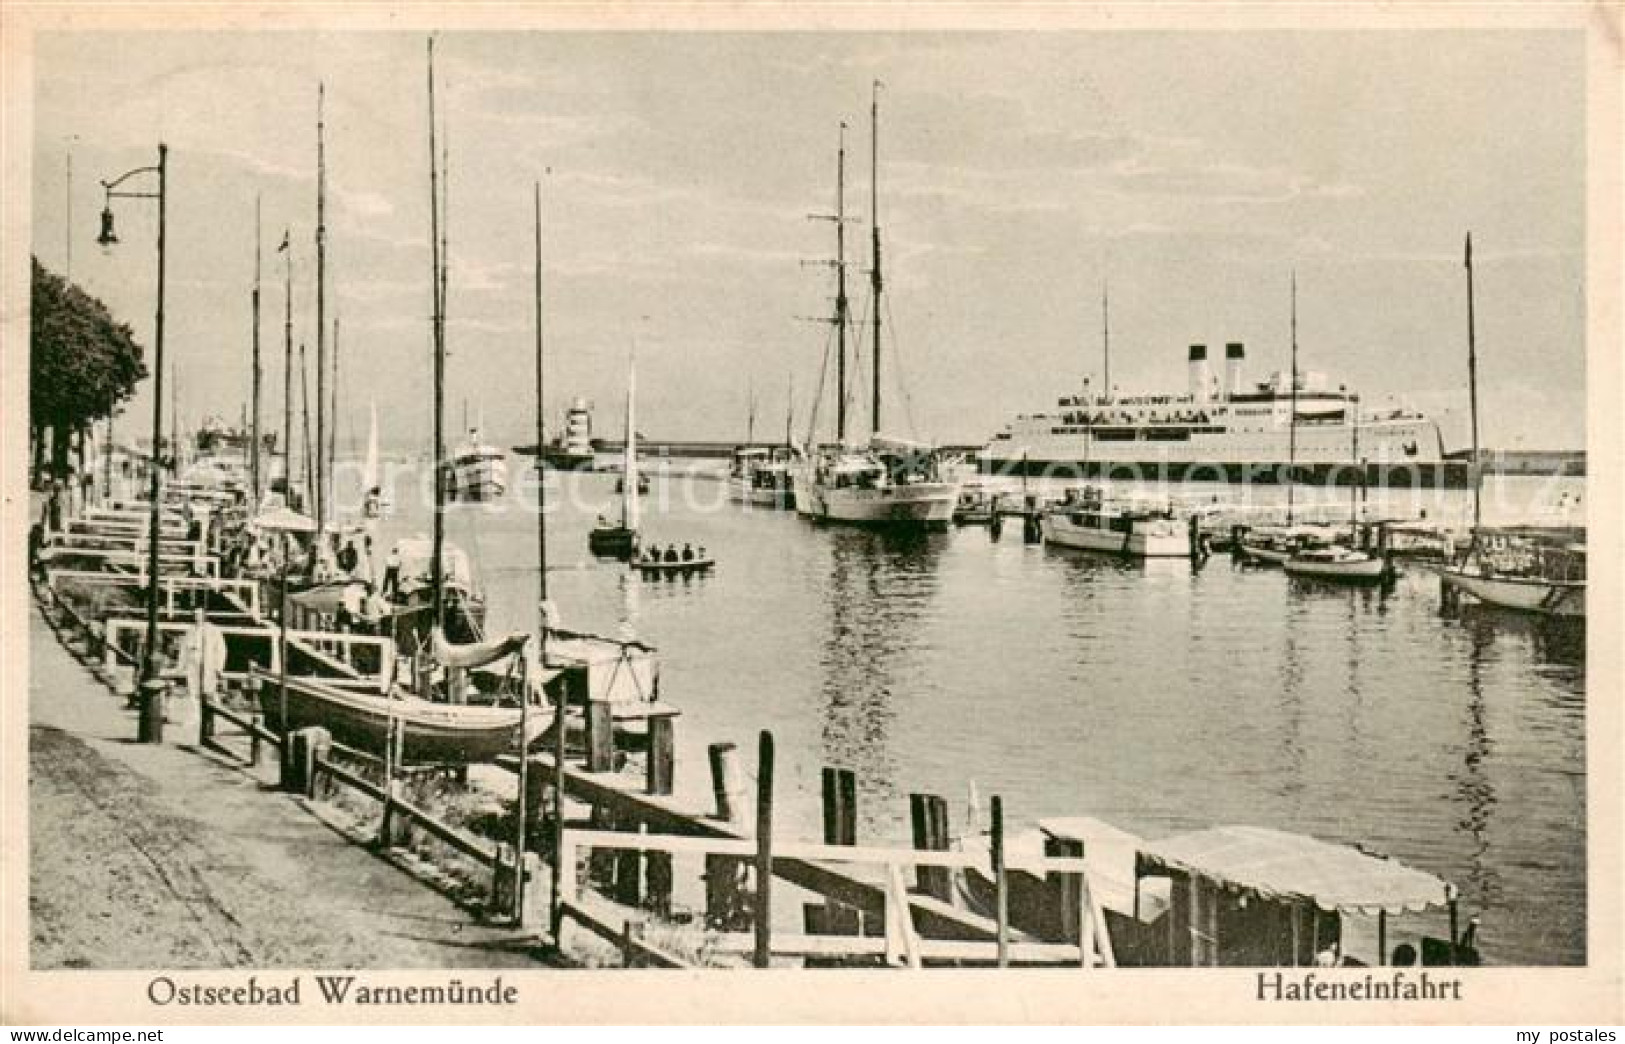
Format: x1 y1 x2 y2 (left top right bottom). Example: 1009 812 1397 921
846 290 873 433
805 309 837 447
881 294 919 440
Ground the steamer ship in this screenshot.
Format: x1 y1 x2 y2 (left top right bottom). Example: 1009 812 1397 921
980 342 1466 488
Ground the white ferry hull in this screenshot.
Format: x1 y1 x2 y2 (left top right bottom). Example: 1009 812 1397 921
1041 513 1191 558
1438 569 1585 617
800 482 956 528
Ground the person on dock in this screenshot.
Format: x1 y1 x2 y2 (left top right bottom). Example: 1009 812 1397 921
663 544 679 563
337 538 359 577
681 543 694 563
381 545 402 598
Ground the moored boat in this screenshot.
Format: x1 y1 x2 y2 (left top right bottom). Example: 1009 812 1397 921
589 354 641 561
448 428 509 502
1283 544 1390 583
728 446 796 509
1436 526 1585 617
1040 486 1191 558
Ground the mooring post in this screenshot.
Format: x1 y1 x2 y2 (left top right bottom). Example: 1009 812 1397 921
646 712 675 796
621 919 646 969
992 794 1009 968
302 726 330 799
585 699 613 773
816 767 861 941
1045 834 1085 944
910 792 952 901
198 695 215 748
753 730 775 969
248 710 262 767
708 741 744 825
137 678 167 744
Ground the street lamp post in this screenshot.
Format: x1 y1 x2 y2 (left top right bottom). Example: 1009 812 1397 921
99 144 168 686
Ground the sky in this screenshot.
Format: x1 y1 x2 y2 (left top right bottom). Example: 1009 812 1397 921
30 30 1586 452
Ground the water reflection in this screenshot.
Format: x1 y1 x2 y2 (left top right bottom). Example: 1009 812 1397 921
1453 617 1501 912
818 528 947 832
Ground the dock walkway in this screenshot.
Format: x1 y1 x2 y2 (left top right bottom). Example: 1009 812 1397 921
27 600 549 970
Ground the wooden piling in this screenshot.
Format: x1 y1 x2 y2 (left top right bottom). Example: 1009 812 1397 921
708 741 744 825
646 713 675 797
621 919 647 969
586 700 614 773
910 792 952 902
753 730 775 969
992 795 1009 968
1044 835 1085 944
198 696 215 747
822 767 856 846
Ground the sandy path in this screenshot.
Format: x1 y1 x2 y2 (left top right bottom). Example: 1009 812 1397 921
28 600 550 970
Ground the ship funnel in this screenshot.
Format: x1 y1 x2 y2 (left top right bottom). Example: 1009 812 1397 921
1188 344 1209 402
1225 342 1245 399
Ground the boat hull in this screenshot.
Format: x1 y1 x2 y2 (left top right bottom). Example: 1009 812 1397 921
1438 568 1585 617
588 526 638 561
798 482 957 528
1041 514 1192 558
728 479 795 510
977 455 1471 490
257 673 538 764
1283 554 1389 583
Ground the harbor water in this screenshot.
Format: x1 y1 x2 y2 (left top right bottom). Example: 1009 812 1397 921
369 464 1586 966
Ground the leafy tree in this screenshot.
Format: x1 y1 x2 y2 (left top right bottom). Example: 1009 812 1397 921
30 257 147 479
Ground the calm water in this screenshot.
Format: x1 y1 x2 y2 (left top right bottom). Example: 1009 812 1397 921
374 468 1587 966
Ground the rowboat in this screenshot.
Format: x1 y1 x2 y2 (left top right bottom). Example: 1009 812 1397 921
255 669 545 764
634 556 716 576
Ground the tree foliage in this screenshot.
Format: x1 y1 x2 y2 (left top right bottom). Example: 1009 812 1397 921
31 256 147 437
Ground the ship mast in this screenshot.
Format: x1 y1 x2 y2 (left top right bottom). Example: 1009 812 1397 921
869 81 883 437
315 83 327 542
428 37 446 631
251 196 262 504
1465 233 1481 532
835 123 849 443
520 175 546 929
1286 271 1299 527
1101 279 1110 401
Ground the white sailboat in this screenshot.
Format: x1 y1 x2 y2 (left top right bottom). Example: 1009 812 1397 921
796 86 957 529
361 400 390 519
1436 235 1585 617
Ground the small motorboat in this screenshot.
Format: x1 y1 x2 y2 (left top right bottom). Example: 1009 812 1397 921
1283 545 1391 584
588 524 638 561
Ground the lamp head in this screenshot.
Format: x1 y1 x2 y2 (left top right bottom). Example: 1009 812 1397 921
97 206 118 247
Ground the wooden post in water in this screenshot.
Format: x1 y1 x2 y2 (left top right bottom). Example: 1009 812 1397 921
992 795 1009 968
1045 834 1085 945
910 793 952 902
753 730 775 969
643 711 676 916
708 742 744 825
585 700 613 773
706 742 747 930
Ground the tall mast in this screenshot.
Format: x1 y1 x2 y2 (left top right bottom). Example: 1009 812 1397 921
1350 392 1360 529
622 350 639 531
251 196 262 503
315 82 328 540
835 122 849 443
330 315 341 499
520 176 546 928
785 371 794 449
747 379 757 445
869 81 883 437
428 36 446 631
300 341 314 510
1465 233 1481 531
1101 280 1110 400
533 179 549 608
1286 271 1299 527
282 229 293 504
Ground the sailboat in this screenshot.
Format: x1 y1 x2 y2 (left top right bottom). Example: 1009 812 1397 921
361 400 390 519
795 87 957 529
1240 274 1323 565
1284 294 1391 584
589 355 640 560
1435 235 1585 617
